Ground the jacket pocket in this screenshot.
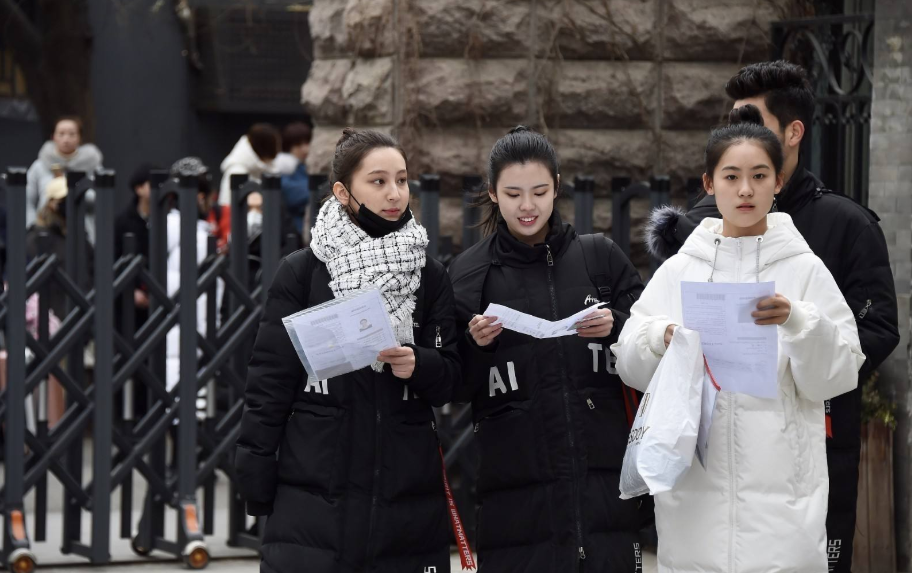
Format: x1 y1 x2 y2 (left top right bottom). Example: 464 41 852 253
382 408 442 500
475 402 549 493
580 388 630 471
277 402 344 495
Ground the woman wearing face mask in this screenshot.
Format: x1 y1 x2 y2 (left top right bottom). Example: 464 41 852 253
448 126 649 571
26 117 103 241
611 106 864 573
236 128 461 573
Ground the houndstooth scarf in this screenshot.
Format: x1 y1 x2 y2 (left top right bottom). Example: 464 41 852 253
310 197 428 371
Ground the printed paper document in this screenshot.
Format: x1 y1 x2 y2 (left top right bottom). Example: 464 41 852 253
681 281 778 399
482 303 602 339
283 288 398 381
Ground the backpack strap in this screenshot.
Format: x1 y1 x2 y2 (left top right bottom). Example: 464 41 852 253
579 233 614 306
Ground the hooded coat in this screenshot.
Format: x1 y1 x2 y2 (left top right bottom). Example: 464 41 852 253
26 141 103 241
646 161 899 571
218 136 274 206
448 214 652 572
612 213 865 573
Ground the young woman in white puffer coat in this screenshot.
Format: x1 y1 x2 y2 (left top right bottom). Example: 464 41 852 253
611 105 865 573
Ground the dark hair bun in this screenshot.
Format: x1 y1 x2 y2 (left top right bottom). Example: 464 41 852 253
728 104 765 128
338 127 358 146
508 125 531 135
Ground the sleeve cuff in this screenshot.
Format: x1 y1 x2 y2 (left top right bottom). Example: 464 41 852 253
465 328 498 353
647 320 674 356
780 301 808 336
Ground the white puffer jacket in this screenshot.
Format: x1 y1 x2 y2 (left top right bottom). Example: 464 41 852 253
611 213 864 573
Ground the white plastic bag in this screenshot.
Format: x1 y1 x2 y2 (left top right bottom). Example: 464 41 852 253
619 327 705 499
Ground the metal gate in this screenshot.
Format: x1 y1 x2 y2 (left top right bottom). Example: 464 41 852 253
772 12 875 206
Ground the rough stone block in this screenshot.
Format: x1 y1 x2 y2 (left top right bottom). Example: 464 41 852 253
548 0 657 61
412 59 530 126
662 62 741 129
302 59 355 125
306 124 395 176
409 127 504 179
412 0 656 60
662 130 708 184
342 58 395 125
549 129 656 188
662 0 795 62
542 61 656 129
310 0 348 59
413 0 533 59
310 0 397 59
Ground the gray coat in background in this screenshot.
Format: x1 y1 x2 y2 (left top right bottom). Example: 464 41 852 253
26 141 103 242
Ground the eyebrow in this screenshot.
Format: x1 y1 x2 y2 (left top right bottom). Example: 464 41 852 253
367 169 407 175
503 183 551 190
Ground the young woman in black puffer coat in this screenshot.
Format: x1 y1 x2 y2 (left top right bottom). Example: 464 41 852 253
448 127 653 572
236 128 461 573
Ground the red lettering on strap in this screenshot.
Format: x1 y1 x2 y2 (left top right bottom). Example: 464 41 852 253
825 415 833 438
439 445 476 570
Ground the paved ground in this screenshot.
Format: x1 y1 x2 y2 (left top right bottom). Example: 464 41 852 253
34 553 658 572
11 442 658 572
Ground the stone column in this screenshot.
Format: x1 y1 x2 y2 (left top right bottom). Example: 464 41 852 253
868 0 912 569
303 0 796 252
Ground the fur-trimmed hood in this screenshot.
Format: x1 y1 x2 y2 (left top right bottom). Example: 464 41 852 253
644 205 698 261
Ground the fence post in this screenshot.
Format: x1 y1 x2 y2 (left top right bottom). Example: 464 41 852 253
91 170 116 563
574 175 595 235
35 231 52 544
611 177 632 255
139 170 172 553
420 175 440 259
3 167 36 572
260 175 282 292
176 173 208 567
63 170 89 553
119 232 137 541
462 175 482 249
308 174 328 235
686 177 703 210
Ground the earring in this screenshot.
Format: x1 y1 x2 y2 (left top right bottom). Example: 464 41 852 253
771 197 779 212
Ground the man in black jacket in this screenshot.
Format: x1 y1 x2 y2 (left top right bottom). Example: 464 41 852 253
648 60 900 573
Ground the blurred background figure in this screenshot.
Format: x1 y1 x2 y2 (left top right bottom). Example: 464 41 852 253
273 121 312 240
26 117 103 243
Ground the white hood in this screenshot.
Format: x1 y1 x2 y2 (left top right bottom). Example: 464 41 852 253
679 213 812 280
218 136 274 205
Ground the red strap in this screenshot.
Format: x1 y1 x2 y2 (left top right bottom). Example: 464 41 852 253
703 356 722 391
825 415 833 438
622 388 635 427
439 445 476 569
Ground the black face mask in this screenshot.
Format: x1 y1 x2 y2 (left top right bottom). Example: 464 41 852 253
345 188 412 238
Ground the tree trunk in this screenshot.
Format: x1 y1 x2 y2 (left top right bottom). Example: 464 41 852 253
0 0 95 141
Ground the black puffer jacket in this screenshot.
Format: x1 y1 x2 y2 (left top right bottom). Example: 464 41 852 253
236 248 461 573
449 214 652 572
647 161 900 573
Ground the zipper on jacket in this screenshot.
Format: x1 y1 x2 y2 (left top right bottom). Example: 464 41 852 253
728 393 735 572
365 376 383 566
545 244 585 566
435 326 442 348
858 299 872 320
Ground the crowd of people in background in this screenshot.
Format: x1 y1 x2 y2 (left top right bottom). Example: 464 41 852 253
6 118 313 427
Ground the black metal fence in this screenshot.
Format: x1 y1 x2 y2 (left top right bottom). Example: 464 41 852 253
772 13 874 206
0 167 694 571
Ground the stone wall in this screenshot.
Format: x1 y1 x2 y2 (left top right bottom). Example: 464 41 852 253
868 0 912 569
302 0 798 247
